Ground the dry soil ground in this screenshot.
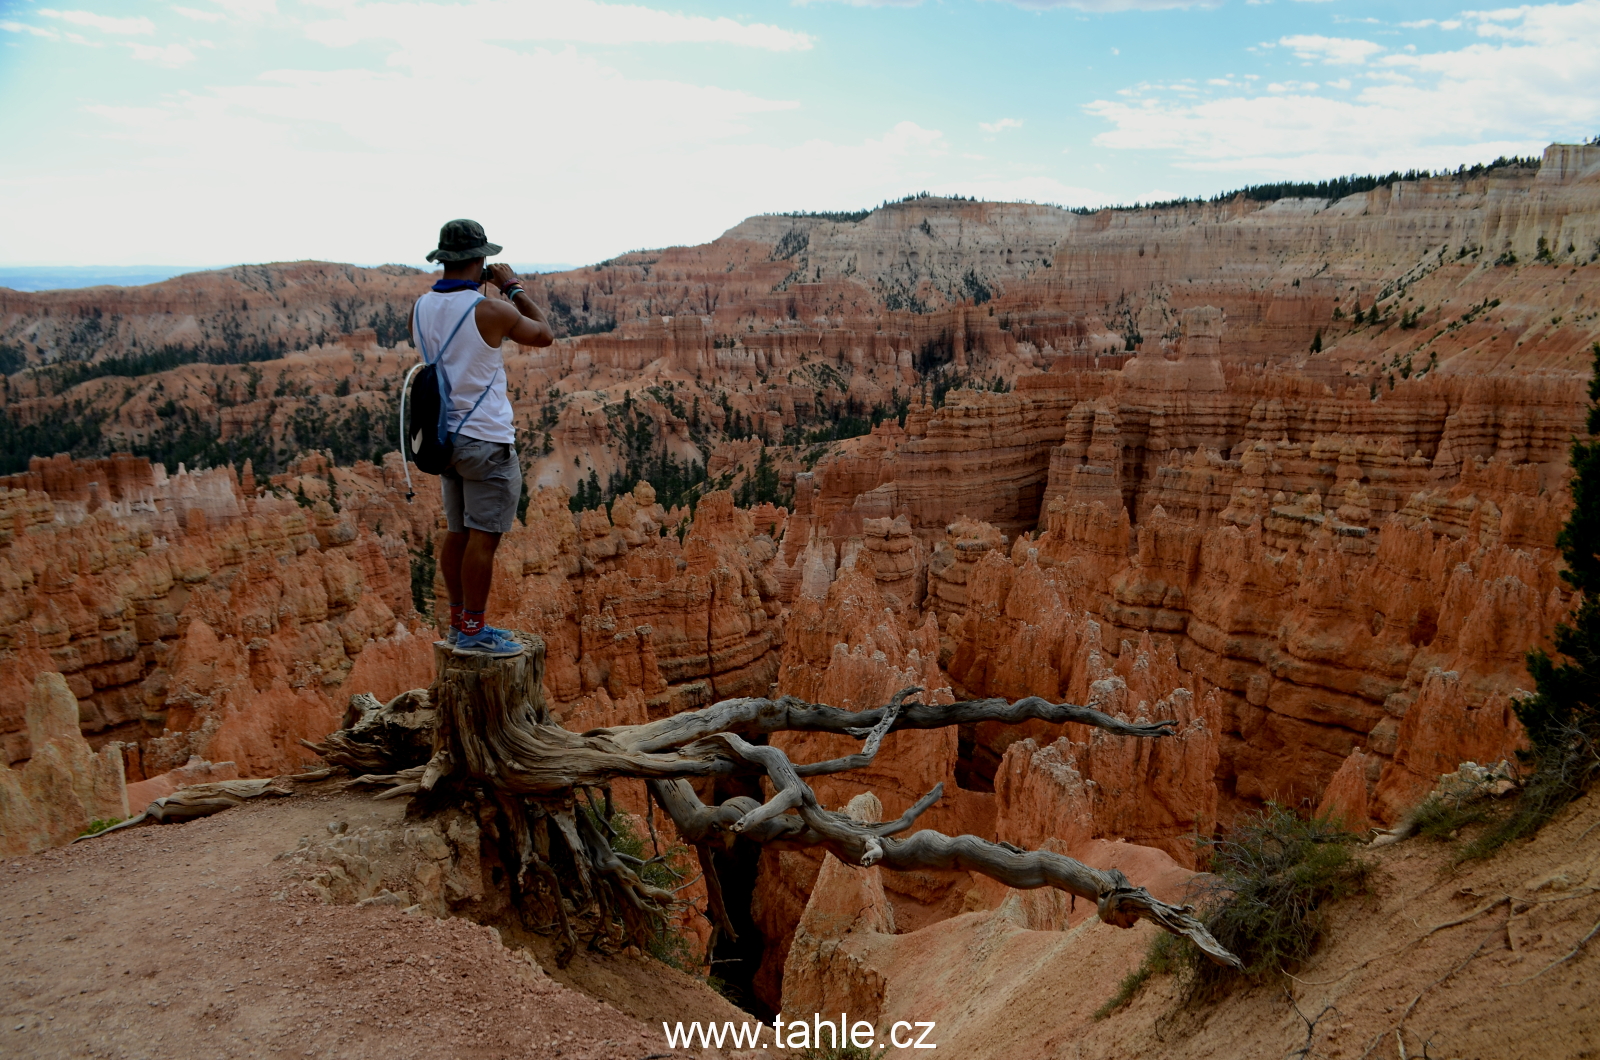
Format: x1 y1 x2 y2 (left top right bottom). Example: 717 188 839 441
0 791 760 1060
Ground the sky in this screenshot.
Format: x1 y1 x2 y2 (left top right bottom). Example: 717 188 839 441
1 0 1597 271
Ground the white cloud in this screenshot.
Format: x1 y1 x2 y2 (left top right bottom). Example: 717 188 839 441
123 42 197 65
990 0 1219 8
172 6 227 22
815 0 1219 6
304 0 814 52
1471 0 1600 42
37 9 155 34
1 20 60 38
208 0 278 19
793 0 924 6
1401 19 1464 29
1087 1 1600 180
1279 34 1385 64
979 117 1024 133
12 30 965 265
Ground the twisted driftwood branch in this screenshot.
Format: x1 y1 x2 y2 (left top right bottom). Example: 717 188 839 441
678 731 1241 969
612 691 1179 757
73 779 294 841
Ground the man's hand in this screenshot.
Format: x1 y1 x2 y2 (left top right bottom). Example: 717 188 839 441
475 265 555 348
485 262 520 290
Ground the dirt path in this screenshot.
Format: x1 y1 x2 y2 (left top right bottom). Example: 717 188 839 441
0 792 743 1060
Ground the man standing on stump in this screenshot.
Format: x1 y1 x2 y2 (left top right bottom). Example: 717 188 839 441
415 219 555 657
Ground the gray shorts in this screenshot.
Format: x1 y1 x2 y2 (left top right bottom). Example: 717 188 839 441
441 436 520 534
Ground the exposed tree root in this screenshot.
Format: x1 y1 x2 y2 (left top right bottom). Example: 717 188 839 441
1508 913 1600 985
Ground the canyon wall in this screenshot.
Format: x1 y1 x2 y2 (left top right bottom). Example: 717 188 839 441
0 453 434 784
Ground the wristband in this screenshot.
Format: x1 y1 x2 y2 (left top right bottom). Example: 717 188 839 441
502 284 525 299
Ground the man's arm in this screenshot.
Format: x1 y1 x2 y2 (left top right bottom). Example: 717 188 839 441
477 264 556 348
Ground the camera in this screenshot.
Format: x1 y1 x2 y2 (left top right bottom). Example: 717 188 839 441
480 265 493 284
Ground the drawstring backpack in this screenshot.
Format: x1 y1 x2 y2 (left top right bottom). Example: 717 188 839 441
398 295 500 500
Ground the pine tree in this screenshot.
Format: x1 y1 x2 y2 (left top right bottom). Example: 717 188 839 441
1522 342 1600 749
1310 329 1323 354
1478 341 1600 854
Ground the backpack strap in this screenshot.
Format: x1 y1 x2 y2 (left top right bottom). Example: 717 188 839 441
414 294 485 445
416 296 484 368
452 366 501 440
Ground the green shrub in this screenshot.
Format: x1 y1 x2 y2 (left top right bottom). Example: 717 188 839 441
1096 805 1373 1014
409 536 436 618
78 818 123 837
1094 932 1181 1018
1410 790 1490 841
1189 807 1372 997
583 804 700 972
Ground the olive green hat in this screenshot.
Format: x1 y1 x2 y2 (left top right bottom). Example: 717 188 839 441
426 218 502 263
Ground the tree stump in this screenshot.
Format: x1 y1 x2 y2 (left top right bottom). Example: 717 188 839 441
429 633 550 788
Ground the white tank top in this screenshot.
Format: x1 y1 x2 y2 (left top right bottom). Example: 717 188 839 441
413 289 515 445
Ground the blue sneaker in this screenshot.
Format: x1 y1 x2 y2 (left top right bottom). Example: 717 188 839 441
453 627 525 658
442 624 511 647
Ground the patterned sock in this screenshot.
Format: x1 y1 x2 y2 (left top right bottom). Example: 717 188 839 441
449 602 464 632
460 610 486 636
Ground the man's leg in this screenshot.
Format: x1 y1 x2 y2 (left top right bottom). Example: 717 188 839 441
441 530 467 602
451 439 522 656
440 531 468 640
460 528 502 612
440 469 467 641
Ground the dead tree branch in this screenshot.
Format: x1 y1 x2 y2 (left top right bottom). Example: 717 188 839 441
304 634 1239 970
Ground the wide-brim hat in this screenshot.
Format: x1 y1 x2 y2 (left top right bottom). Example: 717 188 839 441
426 218 502 263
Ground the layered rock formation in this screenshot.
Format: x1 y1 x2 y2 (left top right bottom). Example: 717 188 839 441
8 147 1595 505
0 453 433 786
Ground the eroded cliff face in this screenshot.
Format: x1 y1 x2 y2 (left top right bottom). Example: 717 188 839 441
780 358 1577 837
0 454 434 786
481 485 786 729
7 147 1598 507
0 672 128 857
